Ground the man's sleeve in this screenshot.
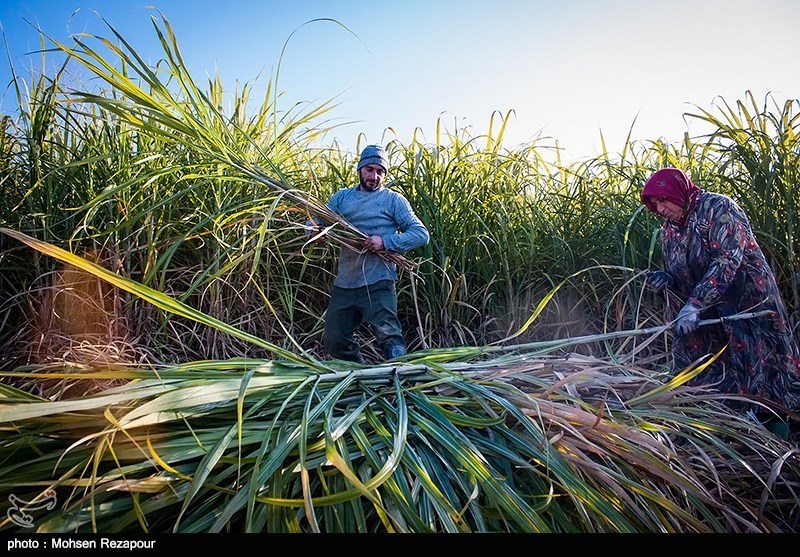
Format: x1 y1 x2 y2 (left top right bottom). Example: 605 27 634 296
383 195 429 253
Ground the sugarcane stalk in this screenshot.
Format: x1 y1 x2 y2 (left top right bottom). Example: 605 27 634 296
487 309 775 354
233 161 420 275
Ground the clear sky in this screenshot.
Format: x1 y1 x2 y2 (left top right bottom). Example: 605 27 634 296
1 0 798 160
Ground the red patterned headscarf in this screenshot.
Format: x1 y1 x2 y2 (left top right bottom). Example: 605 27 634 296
640 168 701 225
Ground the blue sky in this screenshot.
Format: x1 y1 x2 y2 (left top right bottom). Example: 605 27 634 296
1 0 798 160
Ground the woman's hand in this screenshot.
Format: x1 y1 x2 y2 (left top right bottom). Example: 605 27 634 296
674 303 700 334
646 270 673 291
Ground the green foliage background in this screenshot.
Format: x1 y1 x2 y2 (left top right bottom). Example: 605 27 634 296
0 15 798 367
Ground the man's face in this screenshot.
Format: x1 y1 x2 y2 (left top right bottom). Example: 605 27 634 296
359 164 386 191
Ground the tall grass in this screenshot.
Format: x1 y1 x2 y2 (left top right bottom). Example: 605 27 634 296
0 14 797 365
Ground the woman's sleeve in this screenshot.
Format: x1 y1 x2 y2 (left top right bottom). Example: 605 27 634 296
690 197 748 307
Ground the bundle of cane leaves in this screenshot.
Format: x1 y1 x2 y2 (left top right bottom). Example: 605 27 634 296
44 12 417 276
1 351 799 534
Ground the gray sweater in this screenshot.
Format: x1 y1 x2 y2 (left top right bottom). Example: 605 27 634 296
324 185 429 289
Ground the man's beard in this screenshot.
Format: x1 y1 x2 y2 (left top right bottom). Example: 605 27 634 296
359 177 380 191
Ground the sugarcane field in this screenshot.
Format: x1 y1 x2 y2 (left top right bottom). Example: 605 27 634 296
1 10 800 535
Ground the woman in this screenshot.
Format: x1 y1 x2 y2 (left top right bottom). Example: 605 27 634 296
641 168 800 431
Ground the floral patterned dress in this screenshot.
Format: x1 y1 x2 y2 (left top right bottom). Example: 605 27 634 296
660 191 800 411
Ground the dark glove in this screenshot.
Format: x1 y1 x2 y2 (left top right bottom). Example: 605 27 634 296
674 303 700 335
645 270 673 291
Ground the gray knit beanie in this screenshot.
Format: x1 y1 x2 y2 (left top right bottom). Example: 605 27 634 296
357 144 389 172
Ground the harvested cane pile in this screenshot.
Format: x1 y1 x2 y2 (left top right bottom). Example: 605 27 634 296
0 347 798 533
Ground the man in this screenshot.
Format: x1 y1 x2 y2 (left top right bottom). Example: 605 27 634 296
312 144 429 363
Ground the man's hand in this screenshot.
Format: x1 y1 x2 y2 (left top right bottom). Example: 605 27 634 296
674 303 700 334
363 235 384 252
310 226 327 245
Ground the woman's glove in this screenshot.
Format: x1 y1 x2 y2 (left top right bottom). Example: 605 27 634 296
645 270 673 291
674 303 700 334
